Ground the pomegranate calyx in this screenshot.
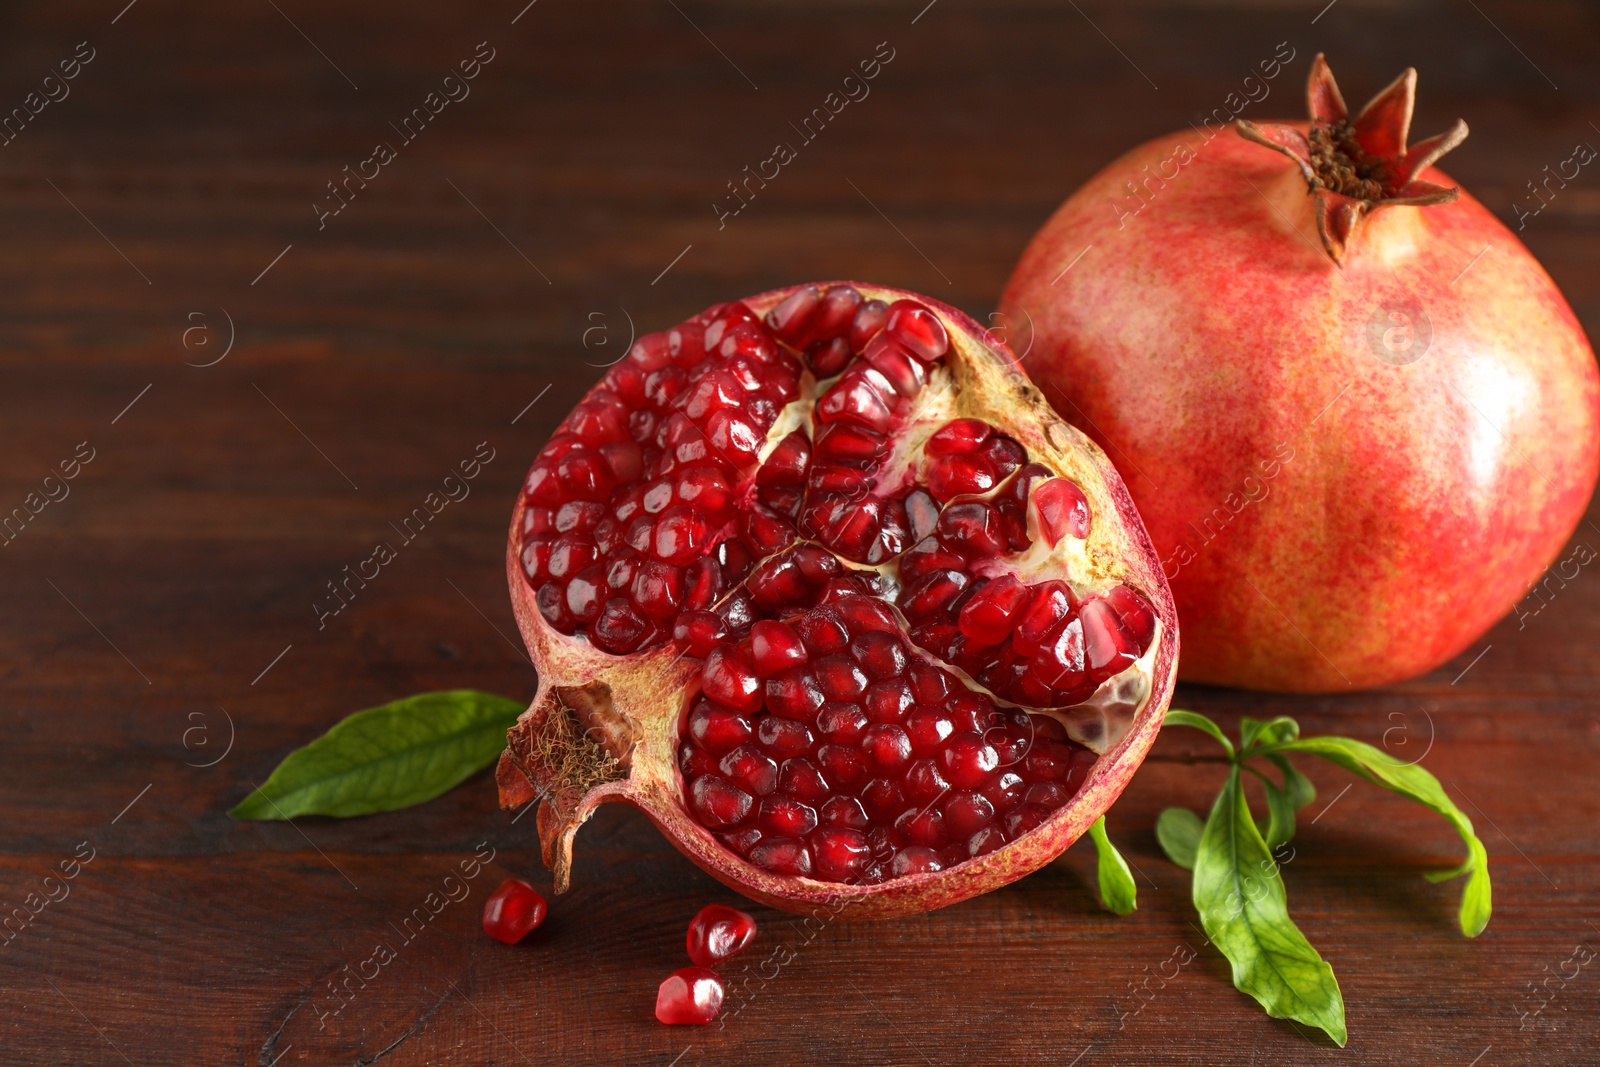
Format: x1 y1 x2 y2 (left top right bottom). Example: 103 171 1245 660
498 682 633 892
1235 52 1468 263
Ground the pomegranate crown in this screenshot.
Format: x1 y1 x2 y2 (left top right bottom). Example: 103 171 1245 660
1235 53 1469 263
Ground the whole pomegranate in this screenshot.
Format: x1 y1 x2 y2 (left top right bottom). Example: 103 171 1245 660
497 283 1178 917
1002 55 1600 692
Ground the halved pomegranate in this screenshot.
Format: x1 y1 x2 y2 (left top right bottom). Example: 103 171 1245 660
497 283 1178 918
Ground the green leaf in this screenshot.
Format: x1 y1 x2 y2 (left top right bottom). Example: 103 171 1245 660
1193 768 1347 1046
1240 716 1299 753
231 690 525 820
1265 754 1317 812
1164 709 1234 758
1156 807 1204 870
1261 736 1491 937
1261 778 1298 849
1088 816 1138 914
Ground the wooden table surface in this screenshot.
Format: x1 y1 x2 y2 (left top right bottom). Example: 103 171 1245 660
3 1 1598 1063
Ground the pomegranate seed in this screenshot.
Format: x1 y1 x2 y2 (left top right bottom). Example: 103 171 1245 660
686 904 757 967
653 504 709 565
796 607 850 653
690 775 753 827
943 791 996 838
937 502 1007 556
863 678 913 723
1081 597 1140 680
631 561 684 620
813 654 869 701
983 771 1026 811
1011 582 1072 657
1024 781 1071 808
592 598 652 654
702 645 762 713
749 620 808 677
1004 805 1053 838
816 701 869 743
908 662 951 703
481 878 547 945
719 824 763 856
1035 477 1091 543
833 594 899 634
536 582 574 629
849 298 889 352
679 743 718 778
757 717 815 758
765 285 821 342
905 706 955 755
674 610 727 657
1030 617 1086 691
860 335 929 397
958 574 1030 646
759 794 820 836
904 758 951 805
749 837 813 876
940 732 1000 789
719 744 779 797
891 846 944 876
656 966 725 1025
895 808 949 849
861 777 907 821
861 724 913 774
815 744 866 790
883 300 950 361
852 631 908 679
926 419 992 457
777 757 830 804
765 667 825 718
821 795 871 830
967 826 1008 857
812 827 872 882
520 537 553 583
1104 584 1157 651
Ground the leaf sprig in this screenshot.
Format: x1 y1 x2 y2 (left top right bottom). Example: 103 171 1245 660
230 690 524 820
1109 709 1492 1047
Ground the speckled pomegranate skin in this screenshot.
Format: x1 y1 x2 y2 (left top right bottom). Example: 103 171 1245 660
1002 125 1600 692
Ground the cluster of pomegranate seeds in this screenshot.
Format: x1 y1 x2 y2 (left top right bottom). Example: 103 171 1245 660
481 877 548 944
520 300 802 655
681 603 1098 882
519 283 1159 882
658 904 757 1025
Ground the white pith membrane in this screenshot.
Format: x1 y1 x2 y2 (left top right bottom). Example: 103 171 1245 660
503 286 1166 891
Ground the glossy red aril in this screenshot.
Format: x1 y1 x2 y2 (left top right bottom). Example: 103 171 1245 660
656 966 725 1025
482 878 548 945
498 283 1178 919
1003 54 1600 692
686 903 758 966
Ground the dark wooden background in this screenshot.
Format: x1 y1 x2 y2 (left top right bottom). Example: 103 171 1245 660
2 1 1597 1063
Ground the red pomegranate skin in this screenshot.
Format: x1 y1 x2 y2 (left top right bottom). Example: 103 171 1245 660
1002 124 1600 692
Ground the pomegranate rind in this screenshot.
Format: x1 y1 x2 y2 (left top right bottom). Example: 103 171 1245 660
499 283 1178 918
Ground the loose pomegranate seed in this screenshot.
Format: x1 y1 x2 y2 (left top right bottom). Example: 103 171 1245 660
656 966 725 1025
686 904 758 967
481 878 547 945
517 290 1163 886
